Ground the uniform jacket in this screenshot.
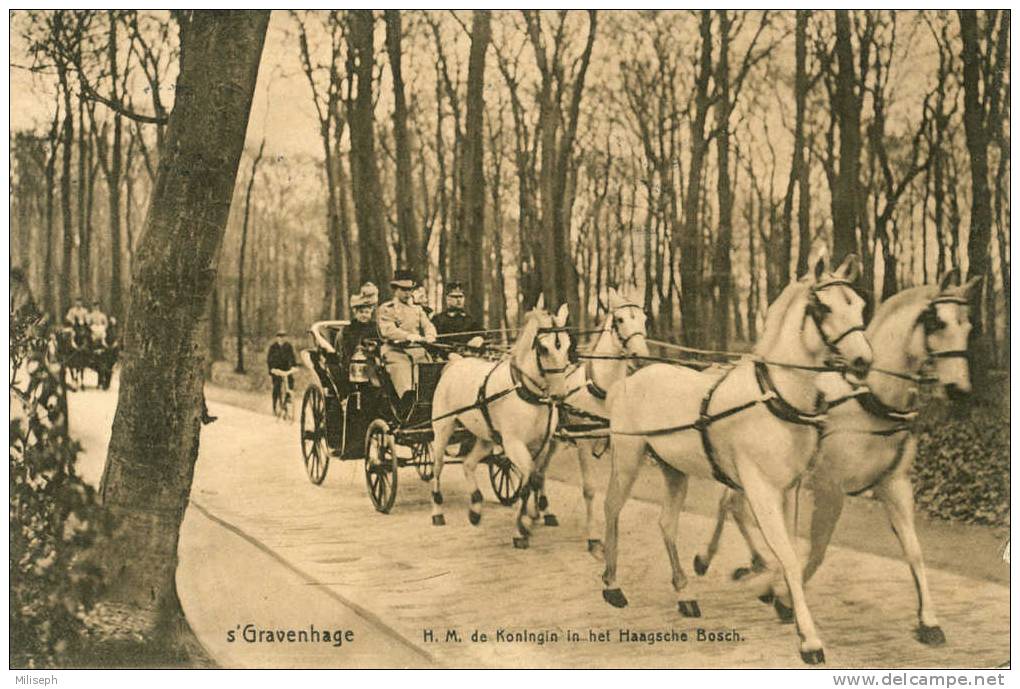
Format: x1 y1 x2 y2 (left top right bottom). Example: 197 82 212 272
432 308 480 344
377 299 437 343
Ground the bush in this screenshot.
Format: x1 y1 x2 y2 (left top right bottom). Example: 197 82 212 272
9 313 111 667
912 377 1010 527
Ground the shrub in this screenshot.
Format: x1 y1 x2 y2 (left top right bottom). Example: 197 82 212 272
912 378 1010 527
9 313 110 667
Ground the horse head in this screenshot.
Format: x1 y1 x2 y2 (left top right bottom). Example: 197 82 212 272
758 244 872 384
514 297 572 399
607 287 650 358
917 269 980 400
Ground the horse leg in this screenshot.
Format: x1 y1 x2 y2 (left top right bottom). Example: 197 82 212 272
531 438 558 528
731 492 772 580
739 462 825 665
461 436 494 527
658 463 698 616
577 440 603 558
601 435 643 608
876 466 945 646
694 488 733 577
503 438 536 548
430 417 456 526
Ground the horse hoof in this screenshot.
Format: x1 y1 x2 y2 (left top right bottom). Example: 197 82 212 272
603 588 628 608
543 514 559 527
468 511 481 526
774 598 795 624
677 600 702 618
800 648 826 665
916 624 946 646
693 554 709 577
512 536 529 549
431 514 445 527
587 539 604 556
733 566 755 581
757 592 774 605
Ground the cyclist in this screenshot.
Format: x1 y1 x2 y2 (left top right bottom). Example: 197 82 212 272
267 330 297 416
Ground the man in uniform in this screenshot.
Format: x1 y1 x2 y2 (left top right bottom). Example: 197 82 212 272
377 269 436 410
431 281 480 345
267 330 298 413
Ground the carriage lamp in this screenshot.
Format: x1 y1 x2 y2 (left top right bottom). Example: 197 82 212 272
349 347 370 384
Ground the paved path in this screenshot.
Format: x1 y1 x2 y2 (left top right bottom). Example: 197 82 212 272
69 384 1010 669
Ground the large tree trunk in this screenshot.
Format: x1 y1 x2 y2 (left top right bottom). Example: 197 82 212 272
385 10 423 277
957 10 996 368
347 10 392 292
831 10 863 262
678 11 712 346
455 10 491 318
98 10 268 648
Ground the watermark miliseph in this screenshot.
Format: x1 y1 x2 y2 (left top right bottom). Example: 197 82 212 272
14 676 58 686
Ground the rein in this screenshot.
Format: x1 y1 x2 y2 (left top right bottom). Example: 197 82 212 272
613 360 826 492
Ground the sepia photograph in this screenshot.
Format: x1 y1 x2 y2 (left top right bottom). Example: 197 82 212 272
7 8 1011 673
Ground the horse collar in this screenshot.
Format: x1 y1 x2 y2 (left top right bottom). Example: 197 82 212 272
753 362 827 428
511 360 551 406
585 358 608 400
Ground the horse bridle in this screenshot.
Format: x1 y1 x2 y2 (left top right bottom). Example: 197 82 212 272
609 303 646 350
805 279 867 356
919 296 970 361
513 326 572 400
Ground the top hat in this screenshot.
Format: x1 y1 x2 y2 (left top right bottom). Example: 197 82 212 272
389 269 417 290
446 280 465 297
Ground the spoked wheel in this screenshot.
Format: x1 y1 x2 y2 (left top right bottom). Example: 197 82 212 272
414 442 435 482
365 419 398 513
488 454 523 506
300 386 330 485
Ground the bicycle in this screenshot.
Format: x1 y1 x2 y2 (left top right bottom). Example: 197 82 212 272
270 367 297 422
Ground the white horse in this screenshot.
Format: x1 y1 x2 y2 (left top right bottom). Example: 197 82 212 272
601 249 872 665
430 296 572 548
694 270 980 647
554 287 649 555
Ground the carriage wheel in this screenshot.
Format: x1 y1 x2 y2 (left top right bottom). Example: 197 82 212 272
365 419 398 513
414 443 435 482
488 454 523 506
300 386 330 485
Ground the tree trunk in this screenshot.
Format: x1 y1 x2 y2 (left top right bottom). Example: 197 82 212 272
55 14 75 315
832 10 863 262
98 9 269 648
792 10 812 276
712 10 734 350
235 141 265 373
347 10 392 292
678 11 712 346
958 10 994 358
108 11 125 318
454 10 491 318
385 10 423 276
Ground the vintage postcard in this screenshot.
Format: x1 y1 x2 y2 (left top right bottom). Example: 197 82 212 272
8 9 1010 675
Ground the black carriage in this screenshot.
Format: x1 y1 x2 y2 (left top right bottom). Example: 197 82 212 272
298 321 523 513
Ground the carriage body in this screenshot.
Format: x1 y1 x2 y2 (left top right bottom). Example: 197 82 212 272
298 320 522 512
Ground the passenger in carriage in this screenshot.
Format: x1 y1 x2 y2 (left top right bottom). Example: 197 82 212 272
377 269 437 410
359 281 380 308
431 280 480 346
338 292 380 365
65 297 88 329
86 300 109 347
